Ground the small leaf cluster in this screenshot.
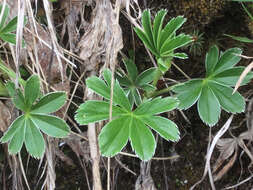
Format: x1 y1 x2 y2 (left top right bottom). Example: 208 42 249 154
75 69 180 161
134 9 193 73
172 45 253 126
116 57 156 106
0 75 70 158
0 4 26 44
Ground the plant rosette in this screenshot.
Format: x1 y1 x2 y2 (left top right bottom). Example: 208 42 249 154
172 45 253 126
0 75 70 158
134 9 193 73
75 69 180 161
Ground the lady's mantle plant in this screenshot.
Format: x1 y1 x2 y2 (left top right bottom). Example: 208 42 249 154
75 8 253 161
0 75 70 158
115 57 156 106
134 9 192 74
75 69 180 161
172 45 253 126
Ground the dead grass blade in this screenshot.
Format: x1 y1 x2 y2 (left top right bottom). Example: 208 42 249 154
190 115 234 190
42 0 64 82
44 137 56 190
233 61 253 94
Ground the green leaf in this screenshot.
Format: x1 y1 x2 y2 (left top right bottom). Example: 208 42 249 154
134 97 179 115
173 80 203 110
86 76 110 100
30 92 66 114
8 122 26 155
75 100 126 125
131 88 142 106
208 82 245 113
171 52 188 59
213 67 253 86
205 45 219 77
25 75 40 107
0 4 9 29
134 27 158 57
141 116 180 141
213 48 242 75
0 33 16 44
197 85 221 126
6 82 26 111
0 62 26 86
123 58 138 82
99 116 130 157
224 34 253 43
113 80 132 111
87 73 131 111
0 115 25 143
136 67 156 86
25 118 45 158
142 10 155 49
159 16 186 50
172 79 203 93
160 34 192 56
130 118 155 161
140 83 156 92
0 80 8 96
152 9 167 49
157 57 172 73
0 16 17 33
115 72 132 87
30 114 70 138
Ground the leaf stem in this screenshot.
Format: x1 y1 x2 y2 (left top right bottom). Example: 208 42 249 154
146 84 176 98
152 68 162 87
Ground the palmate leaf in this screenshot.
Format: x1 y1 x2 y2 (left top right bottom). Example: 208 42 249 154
134 9 192 61
173 45 253 126
0 74 70 158
76 70 180 161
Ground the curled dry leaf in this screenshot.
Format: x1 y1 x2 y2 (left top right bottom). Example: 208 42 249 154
212 138 238 181
213 96 253 181
0 100 11 132
233 61 253 94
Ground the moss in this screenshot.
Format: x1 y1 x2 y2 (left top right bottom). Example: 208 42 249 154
150 0 227 27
